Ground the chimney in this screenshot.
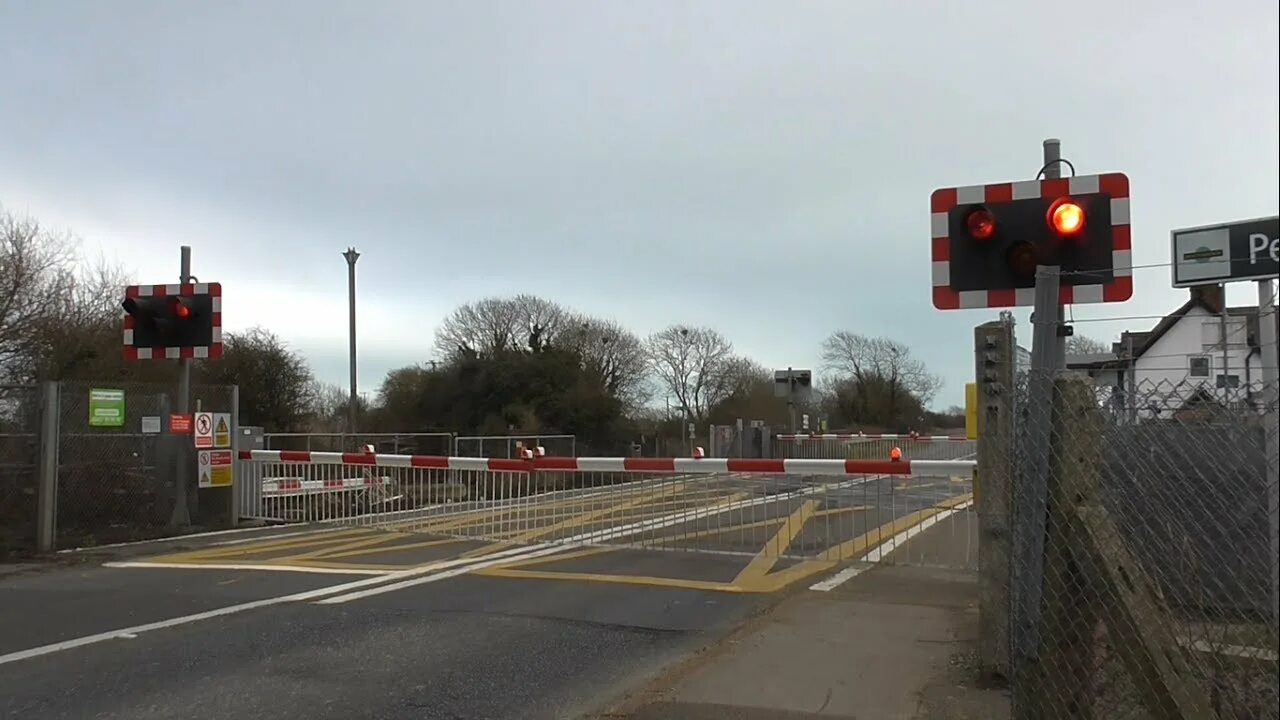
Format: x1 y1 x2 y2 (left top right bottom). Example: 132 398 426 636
1190 284 1225 313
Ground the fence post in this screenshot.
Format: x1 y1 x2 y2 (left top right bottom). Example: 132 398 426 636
1035 375 1103 717
974 319 1014 680
230 384 240 528
36 381 60 553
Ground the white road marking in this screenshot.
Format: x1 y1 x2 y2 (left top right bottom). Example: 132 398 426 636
1 543 578 667
315 543 580 604
103 561 388 576
809 500 974 592
808 564 871 592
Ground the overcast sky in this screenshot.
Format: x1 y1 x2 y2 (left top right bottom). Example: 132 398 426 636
2 0 1277 409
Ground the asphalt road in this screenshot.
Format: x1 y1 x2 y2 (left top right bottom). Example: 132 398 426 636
0 470 976 719
1 567 762 720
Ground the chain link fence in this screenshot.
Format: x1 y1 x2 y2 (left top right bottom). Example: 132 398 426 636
1003 371 1278 719
263 432 453 455
453 434 576 458
1 384 40 558
54 380 237 549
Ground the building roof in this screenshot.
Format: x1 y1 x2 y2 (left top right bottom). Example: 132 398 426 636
1067 285 1277 371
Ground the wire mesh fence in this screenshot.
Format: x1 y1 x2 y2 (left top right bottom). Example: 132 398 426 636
263 432 453 455
452 434 577 458
54 380 238 549
1 384 40 558
1003 371 1278 720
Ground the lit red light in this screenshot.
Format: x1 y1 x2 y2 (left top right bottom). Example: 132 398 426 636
1048 199 1085 236
171 299 191 319
965 208 996 240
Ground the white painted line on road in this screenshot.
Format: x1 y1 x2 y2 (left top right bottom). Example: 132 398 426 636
1 543 582 667
103 561 388 576
808 500 974 592
314 543 580 604
808 564 871 592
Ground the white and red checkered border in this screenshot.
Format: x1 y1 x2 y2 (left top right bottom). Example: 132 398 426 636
775 433 970 442
122 282 224 360
929 173 1132 309
238 449 976 478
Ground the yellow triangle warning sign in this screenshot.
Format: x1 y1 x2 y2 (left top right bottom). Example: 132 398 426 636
213 414 231 448
199 469 211 488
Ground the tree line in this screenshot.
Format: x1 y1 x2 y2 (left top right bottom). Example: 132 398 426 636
3 207 963 452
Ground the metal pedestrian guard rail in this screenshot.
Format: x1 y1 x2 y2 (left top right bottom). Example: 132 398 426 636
774 433 976 461
237 448 978 568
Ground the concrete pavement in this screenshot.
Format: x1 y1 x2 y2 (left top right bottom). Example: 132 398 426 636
601 521 1009 720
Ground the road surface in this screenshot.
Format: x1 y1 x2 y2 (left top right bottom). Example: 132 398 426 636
1 471 976 719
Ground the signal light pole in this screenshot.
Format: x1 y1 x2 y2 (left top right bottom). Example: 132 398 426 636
172 245 194 528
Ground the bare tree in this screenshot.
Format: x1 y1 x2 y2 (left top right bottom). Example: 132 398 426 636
1065 334 1110 356
820 331 942 425
558 315 650 408
433 294 572 358
2 209 134 382
644 325 736 423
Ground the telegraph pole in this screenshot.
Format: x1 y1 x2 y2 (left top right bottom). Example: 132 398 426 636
342 248 360 435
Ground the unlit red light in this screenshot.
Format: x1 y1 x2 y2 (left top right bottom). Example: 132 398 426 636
966 208 996 240
1050 200 1085 235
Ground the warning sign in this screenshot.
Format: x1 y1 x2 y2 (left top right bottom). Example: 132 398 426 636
194 412 213 448
169 414 193 434
213 413 231 448
197 449 233 488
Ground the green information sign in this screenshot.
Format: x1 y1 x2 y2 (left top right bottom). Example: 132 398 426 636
88 388 125 428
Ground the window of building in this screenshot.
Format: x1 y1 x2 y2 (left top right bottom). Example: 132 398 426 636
1216 374 1240 389
1189 355 1211 377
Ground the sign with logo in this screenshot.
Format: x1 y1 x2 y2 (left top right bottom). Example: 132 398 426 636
88 388 125 428
1172 216 1279 287
197 449 233 488
169 414 193 434
213 413 232 448
193 412 214 448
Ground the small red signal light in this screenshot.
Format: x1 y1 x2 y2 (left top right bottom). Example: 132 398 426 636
170 299 191 319
1048 198 1085 236
965 208 996 240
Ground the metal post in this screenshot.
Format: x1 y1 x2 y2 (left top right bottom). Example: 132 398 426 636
1257 279 1279 622
342 248 360 435
1011 138 1066 714
36 381 60 553
1220 301 1230 399
1043 138 1067 370
229 383 241 527
170 246 193 529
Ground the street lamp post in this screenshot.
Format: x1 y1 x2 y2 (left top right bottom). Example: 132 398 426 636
342 248 360 436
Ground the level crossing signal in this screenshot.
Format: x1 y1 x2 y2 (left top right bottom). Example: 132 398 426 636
930 173 1132 309
121 283 223 360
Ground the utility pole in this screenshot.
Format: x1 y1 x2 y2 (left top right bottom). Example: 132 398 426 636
170 245 194 528
1259 279 1279 623
342 248 360 436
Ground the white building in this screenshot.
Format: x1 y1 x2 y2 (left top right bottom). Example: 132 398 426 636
1068 286 1275 421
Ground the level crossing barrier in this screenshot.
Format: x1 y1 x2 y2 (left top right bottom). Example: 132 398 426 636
238 446 978 567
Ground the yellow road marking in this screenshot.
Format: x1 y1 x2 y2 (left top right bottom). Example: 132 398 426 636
818 493 974 561
153 528 375 562
814 505 871 517
318 536 467 559
460 486 673 559
474 567 762 593
486 546 615 569
272 531 410 562
648 516 785 544
733 500 818 585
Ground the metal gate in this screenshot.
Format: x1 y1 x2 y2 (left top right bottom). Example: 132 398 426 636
237 446 979 569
